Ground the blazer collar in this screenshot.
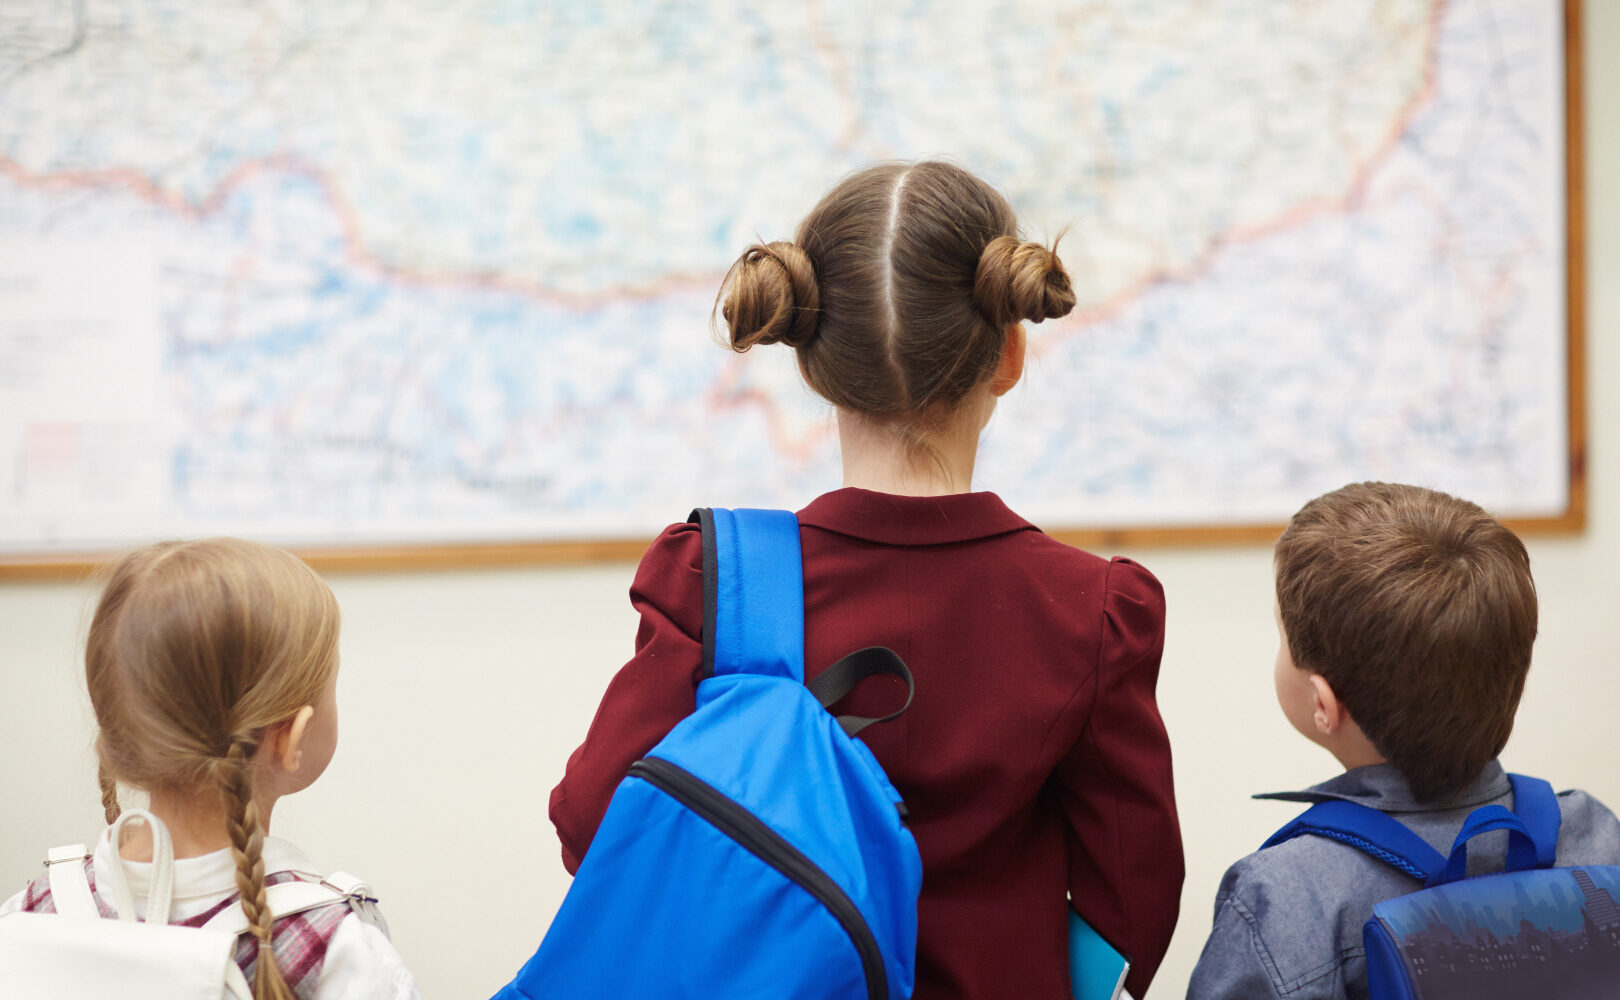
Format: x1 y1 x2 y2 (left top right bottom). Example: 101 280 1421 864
1253 760 1510 814
798 487 1036 547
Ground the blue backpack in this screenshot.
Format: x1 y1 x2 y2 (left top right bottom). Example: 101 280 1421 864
495 508 922 1000
1264 774 1620 999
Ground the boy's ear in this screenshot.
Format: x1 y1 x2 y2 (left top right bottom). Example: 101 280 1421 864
1307 673 1347 737
266 705 317 774
991 324 1026 397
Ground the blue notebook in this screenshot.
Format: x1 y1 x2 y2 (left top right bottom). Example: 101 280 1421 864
1069 909 1132 1000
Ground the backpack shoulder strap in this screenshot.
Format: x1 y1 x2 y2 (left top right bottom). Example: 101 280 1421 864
1508 773 1561 869
1262 800 1448 887
319 872 390 936
200 872 388 938
1264 779 1566 889
689 508 804 683
43 845 97 918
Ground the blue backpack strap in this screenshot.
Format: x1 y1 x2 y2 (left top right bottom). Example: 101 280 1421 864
1434 775 1561 882
1439 805 1541 884
689 508 805 683
1263 800 1448 887
1265 775 1565 890
1508 773 1561 868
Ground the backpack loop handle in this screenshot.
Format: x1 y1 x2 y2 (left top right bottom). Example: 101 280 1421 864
807 646 915 738
1442 805 1544 884
101 809 175 924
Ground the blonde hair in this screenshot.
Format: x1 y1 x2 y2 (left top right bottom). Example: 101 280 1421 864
87 537 340 1000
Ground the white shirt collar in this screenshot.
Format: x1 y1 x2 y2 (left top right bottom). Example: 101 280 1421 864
91 830 319 902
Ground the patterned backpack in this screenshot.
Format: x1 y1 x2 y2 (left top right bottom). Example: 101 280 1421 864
1264 774 1620 999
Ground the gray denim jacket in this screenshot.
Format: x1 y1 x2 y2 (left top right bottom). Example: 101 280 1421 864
1185 761 1620 1000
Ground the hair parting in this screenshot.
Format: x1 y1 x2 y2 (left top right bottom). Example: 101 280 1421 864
879 166 914 400
716 160 1075 450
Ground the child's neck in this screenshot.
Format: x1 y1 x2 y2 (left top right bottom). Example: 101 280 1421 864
837 400 988 497
118 786 280 861
1315 718 1388 775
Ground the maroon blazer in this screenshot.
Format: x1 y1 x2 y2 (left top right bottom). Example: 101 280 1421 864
550 489 1183 998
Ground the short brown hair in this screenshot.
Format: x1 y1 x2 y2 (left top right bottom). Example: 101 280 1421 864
1274 482 1536 803
718 161 1075 427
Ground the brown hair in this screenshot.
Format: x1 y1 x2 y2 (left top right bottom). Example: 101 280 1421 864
718 161 1074 432
1274 482 1537 803
87 538 340 1000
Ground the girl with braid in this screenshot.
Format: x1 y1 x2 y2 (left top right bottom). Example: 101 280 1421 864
2 538 418 1000
551 162 1184 998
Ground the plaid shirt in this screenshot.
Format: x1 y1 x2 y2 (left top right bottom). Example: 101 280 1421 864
22 858 351 999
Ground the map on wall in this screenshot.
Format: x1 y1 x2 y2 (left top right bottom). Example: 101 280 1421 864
0 0 1575 564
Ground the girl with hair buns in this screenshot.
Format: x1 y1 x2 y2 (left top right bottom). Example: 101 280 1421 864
551 161 1183 997
1 538 418 1000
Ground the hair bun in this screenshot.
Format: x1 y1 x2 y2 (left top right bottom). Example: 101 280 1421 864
973 235 1076 328
720 241 821 352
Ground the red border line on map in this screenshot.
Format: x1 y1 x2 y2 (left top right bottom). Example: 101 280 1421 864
0 153 720 309
0 0 1446 463
712 0 1449 458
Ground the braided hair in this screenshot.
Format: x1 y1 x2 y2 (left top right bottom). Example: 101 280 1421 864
86 538 339 1000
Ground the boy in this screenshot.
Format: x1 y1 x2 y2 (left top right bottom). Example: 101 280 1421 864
1187 482 1620 1000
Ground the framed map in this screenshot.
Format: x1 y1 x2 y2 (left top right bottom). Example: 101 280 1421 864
0 0 1583 575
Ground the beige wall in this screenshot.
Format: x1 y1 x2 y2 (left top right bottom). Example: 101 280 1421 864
2 5 1614 996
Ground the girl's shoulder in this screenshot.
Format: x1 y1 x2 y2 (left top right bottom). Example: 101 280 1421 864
640 518 704 570
630 520 706 622
3 834 417 1000
319 911 420 999
3 849 114 919
1002 520 1164 597
216 839 419 999
221 861 418 1000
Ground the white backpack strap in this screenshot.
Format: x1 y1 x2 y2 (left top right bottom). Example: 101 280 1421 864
321 872 389 937
224 961 253 999
44 844 97 918
200 872 388 939
99 810 177 923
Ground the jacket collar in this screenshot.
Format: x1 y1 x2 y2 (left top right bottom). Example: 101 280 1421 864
1253 760 1510 814
798 487 1036 547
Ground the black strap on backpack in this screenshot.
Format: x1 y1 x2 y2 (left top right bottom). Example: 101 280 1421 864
808 646 914 738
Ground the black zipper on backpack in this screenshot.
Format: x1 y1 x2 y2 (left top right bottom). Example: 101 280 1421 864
628 756 888 1000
